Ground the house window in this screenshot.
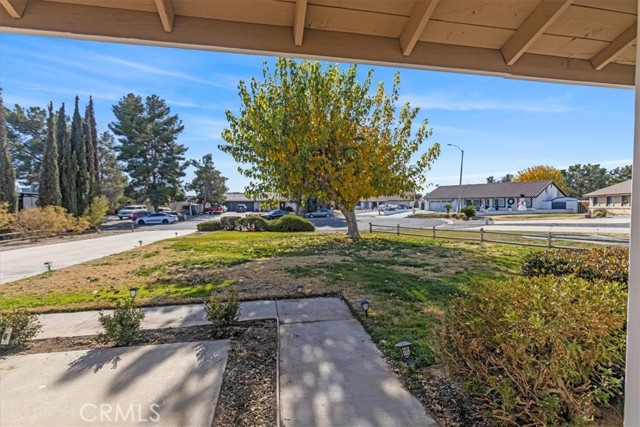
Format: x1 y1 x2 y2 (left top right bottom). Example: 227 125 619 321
592 197 599 206
525 198 533 208
606 196 613 206
622 195 630 207
494 198 505 207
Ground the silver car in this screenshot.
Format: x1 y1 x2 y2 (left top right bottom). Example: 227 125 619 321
134 213 178 225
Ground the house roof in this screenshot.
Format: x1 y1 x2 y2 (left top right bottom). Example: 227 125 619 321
425 180 564 199
584 179 632 197
224 192 258 202
1 1 635 88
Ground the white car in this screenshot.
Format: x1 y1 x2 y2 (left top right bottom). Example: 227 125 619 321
118 205 147 219
135 213 179 225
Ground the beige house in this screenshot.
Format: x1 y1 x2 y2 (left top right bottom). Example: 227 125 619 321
585 180 633 215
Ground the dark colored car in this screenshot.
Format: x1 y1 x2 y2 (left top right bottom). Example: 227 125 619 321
261 209 287 220
236 204 247 212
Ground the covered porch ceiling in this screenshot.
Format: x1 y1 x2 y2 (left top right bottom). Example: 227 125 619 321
0 0 637 88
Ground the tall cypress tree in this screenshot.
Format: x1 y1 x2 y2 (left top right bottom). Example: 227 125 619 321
85 97 101 196
58 103 77 215
83 107 97 202
37 102 61 207
71 96 89 215
0 91 18 212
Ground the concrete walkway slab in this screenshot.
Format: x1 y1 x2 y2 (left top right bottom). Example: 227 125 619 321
36 301 278 339
0 341 228 427
280 318 436 427
276 297 352 324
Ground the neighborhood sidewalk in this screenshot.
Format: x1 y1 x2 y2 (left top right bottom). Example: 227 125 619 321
32 298 437 427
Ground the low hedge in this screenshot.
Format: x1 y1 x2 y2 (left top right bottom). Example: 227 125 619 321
197 220 223 231
238 216 270 231
269 215 315 232
220 216 241 231
521 247 628 285
439 275 627 426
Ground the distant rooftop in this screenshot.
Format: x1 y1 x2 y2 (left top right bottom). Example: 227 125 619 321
425 180 563 199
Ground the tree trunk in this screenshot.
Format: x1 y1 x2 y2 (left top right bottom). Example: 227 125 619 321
339 205 360 240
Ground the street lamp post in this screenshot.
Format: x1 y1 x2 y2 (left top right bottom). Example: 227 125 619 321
447 144 464 213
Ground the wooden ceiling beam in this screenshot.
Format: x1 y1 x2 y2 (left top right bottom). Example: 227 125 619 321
399 0 439 56
0 0 633 88
501 0 573 66
591 23 636 71
293 0 307 46
0 0 27 18
154 0 174 33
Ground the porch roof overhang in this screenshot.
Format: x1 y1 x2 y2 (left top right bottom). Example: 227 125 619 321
0 0 636 89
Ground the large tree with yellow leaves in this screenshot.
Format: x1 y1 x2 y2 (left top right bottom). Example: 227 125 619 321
514 165 567 192
220 59 440 239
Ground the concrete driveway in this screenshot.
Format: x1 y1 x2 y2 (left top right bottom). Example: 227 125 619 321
0 229 194 285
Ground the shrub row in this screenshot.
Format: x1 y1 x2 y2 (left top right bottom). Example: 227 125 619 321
409 212 470 220
197 215 315 233
521 247 629 285
439 275 627 426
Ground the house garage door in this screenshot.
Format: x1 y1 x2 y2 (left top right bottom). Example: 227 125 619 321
428 201 449 212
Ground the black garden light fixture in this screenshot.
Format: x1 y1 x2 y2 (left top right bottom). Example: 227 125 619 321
44 261 53 272
138 240 143 247
359 298 370 317
295 284 304 294
395 341 412 361
129 287 139 298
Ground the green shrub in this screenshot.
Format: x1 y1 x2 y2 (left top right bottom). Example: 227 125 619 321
238 216 270 231
0 309 42 352
220 216 241 231
197 220 223 232
204 289 240 337
444 204 452 214
592 208 607 218
521 247 628 285
269 215 315 232
98 298 145 346
460 205 476 219
12 206 89 238
438 276 626 426
83 196 109 229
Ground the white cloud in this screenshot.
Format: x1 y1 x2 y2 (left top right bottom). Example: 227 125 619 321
403 91 574 113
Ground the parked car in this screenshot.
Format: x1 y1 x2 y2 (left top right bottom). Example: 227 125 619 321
305 209 334 218
236 204 247 213
157 207 172 213
205 204 225 215
117 205 147 220
135 213 179 225
262 209 288 220
131 210 150 221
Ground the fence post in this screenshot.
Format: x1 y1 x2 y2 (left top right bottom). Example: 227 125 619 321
432 226 436 239
480 228 484 243
397 224 400 236
547 232 552 248
369 222 372 234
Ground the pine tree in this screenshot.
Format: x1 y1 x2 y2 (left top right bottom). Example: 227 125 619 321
71 96 90 215
97 132 128 211
58 103 77 215
0 91 18 212
37 102 62 207
84 97 100 198
110 94 187 211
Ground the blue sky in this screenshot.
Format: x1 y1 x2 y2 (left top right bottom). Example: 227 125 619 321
0 33 635 193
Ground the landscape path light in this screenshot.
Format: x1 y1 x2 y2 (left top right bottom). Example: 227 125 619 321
395 341 413 366
129 287 139 298
138 240 143 247
295 284 304 294
44 261 53 272
359 298 370 317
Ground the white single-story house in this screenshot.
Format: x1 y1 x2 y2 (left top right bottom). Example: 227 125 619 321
423 180 571 213
584 179 632 215
223 192 299 212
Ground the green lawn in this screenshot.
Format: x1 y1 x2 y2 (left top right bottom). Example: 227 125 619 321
0 231 533 365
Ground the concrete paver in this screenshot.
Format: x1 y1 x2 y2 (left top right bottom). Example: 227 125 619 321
36 301 277 339
278 299 437 427
0 341 228 427
276 297 353 324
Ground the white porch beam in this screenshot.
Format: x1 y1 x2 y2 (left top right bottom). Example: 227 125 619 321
0 0 27 18
625 8 640 427
399 0 439 57
501 0 573 66
292 0 307 47
591 23 637 71
154 0 174 33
